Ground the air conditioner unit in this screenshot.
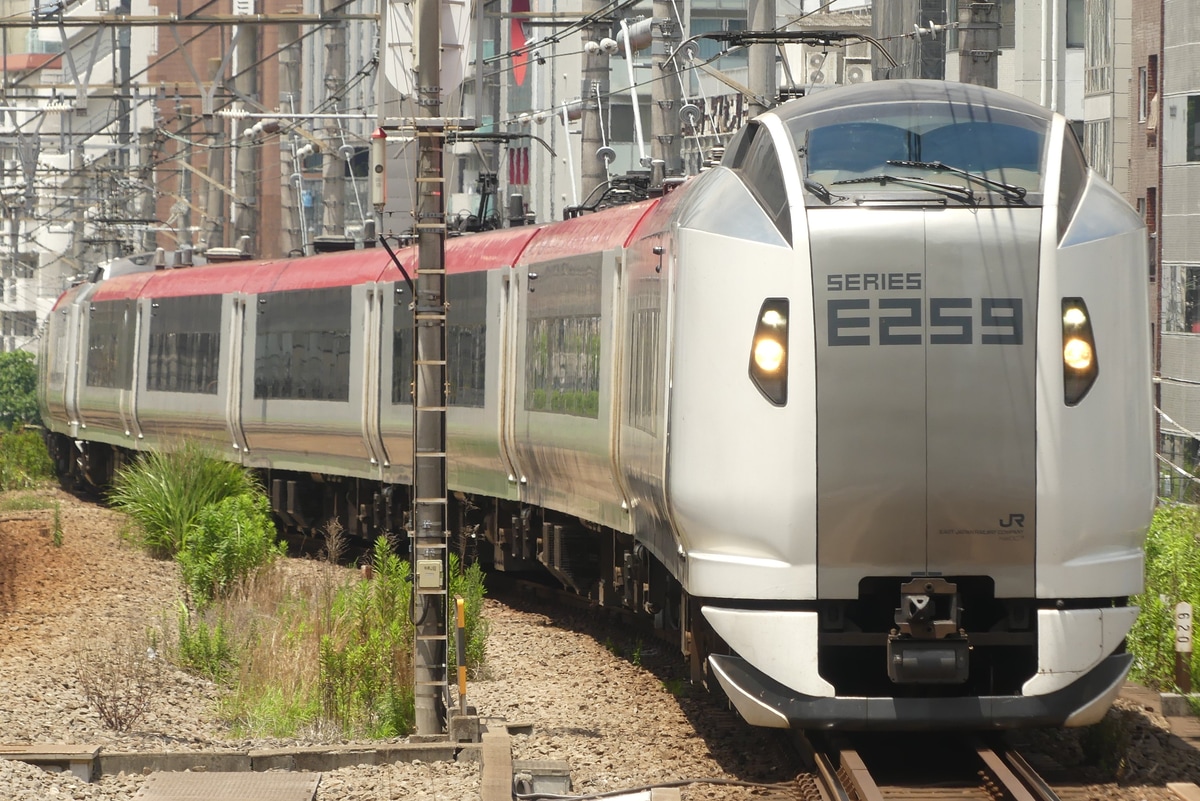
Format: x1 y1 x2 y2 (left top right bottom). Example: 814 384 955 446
802 45 838 85
845 58 872 84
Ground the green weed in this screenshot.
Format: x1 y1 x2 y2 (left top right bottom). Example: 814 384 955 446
108 442 258 557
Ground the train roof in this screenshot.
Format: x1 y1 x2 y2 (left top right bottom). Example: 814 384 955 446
80 198 660 303
772 79 1055 125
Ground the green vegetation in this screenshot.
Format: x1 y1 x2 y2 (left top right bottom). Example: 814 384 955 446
213 535 489 739
86 445 495 737
0 427 54 491
0 350 39 428
0 492 53 512
1128 503 1200 690
449 553 489 677
175 603 235 682
179 492 286 606
108 442 259 556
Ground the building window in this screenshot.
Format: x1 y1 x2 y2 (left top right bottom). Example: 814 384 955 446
1084 119 1111 181
1188 97 1200 162
1139 67 1148 122
1186 267 1200 333
1084 0 1111 94
1065 0 1085 47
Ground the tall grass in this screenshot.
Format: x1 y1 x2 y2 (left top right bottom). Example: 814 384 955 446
200 534 489 739
108 442 258 556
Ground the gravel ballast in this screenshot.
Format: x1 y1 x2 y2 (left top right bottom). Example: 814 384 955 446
2 487 1200 800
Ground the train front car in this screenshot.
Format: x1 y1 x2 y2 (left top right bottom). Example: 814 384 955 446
666 80 1155 729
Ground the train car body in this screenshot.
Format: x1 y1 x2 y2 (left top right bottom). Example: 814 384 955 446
39 80 1155 730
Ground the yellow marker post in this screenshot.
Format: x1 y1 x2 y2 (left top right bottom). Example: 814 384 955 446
455 596 467 714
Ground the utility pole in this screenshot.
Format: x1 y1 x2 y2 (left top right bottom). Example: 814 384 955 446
233 24 260 254
649 1 682 187
200 57 227 252
279 17 303 256
746 0 775 116
579 0 609 205
958 1 999 88
180 104 194 248
411 0 449 736
322 0 347 237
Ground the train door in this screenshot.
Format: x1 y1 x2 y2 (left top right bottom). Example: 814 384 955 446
511 249 632 532
63 286 95 436
496 266 526 494
224 293 249 458
360 283 388 471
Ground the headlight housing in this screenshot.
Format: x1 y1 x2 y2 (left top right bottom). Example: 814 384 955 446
1062 298 1098 406
749 298 789 405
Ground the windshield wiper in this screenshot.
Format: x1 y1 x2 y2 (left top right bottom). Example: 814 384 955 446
803 177 842 205
886 160 1028 202
830 173 976 204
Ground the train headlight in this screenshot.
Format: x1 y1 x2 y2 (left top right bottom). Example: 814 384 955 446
749 299 788 405
1062 298 1098 406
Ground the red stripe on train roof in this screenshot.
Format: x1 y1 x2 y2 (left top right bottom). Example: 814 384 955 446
516 199 658 263
86 201 658 302
89 271 157 301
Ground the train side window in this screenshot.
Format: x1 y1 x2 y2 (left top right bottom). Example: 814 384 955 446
254 287 352 401
1057 125 1089 242
731 122 792 245
447 271 487 408
86 300 135 390
393 288 413 404
147 294 221 394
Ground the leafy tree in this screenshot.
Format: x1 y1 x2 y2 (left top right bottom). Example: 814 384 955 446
0 350 39 428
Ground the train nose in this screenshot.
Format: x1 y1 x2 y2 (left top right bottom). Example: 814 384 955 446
809 206 1042 599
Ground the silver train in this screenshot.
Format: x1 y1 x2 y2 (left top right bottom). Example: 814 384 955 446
39 80 1156 730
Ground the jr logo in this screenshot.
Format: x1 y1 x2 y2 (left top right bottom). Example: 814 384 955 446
998 513 1025 528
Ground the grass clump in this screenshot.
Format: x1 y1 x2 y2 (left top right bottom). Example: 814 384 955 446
1128 503 1200 690
449 552 488 678
179 492 286 606
108 442 258 557
175 603 236 681
199 532 490 740
0 428 54 491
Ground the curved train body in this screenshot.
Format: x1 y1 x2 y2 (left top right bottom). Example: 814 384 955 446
39 81 1155 730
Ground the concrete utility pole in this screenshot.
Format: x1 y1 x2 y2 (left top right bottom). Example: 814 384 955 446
579 0 609 205
233 25 260 254
279 18 304 256
746 0 775 116
179 104 194 248
958 1 999 88
649 1 682 187
411 0 449 736
200 57 227 252
322 0 347 237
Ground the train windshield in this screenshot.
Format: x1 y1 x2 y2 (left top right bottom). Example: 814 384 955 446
781 86 1050 205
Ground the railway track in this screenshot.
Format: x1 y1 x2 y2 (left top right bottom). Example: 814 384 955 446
789 732 1066 801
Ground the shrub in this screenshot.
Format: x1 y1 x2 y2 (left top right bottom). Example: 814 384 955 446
319 536 415 737
108 443 258 556
1129 503 1200 690
175 603 236 681
0 428 54 490
179 491 285 606
71 632 166 732
448 552 488 677
0 351 39 428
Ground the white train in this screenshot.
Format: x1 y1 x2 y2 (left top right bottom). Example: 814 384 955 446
39 80 1156 730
